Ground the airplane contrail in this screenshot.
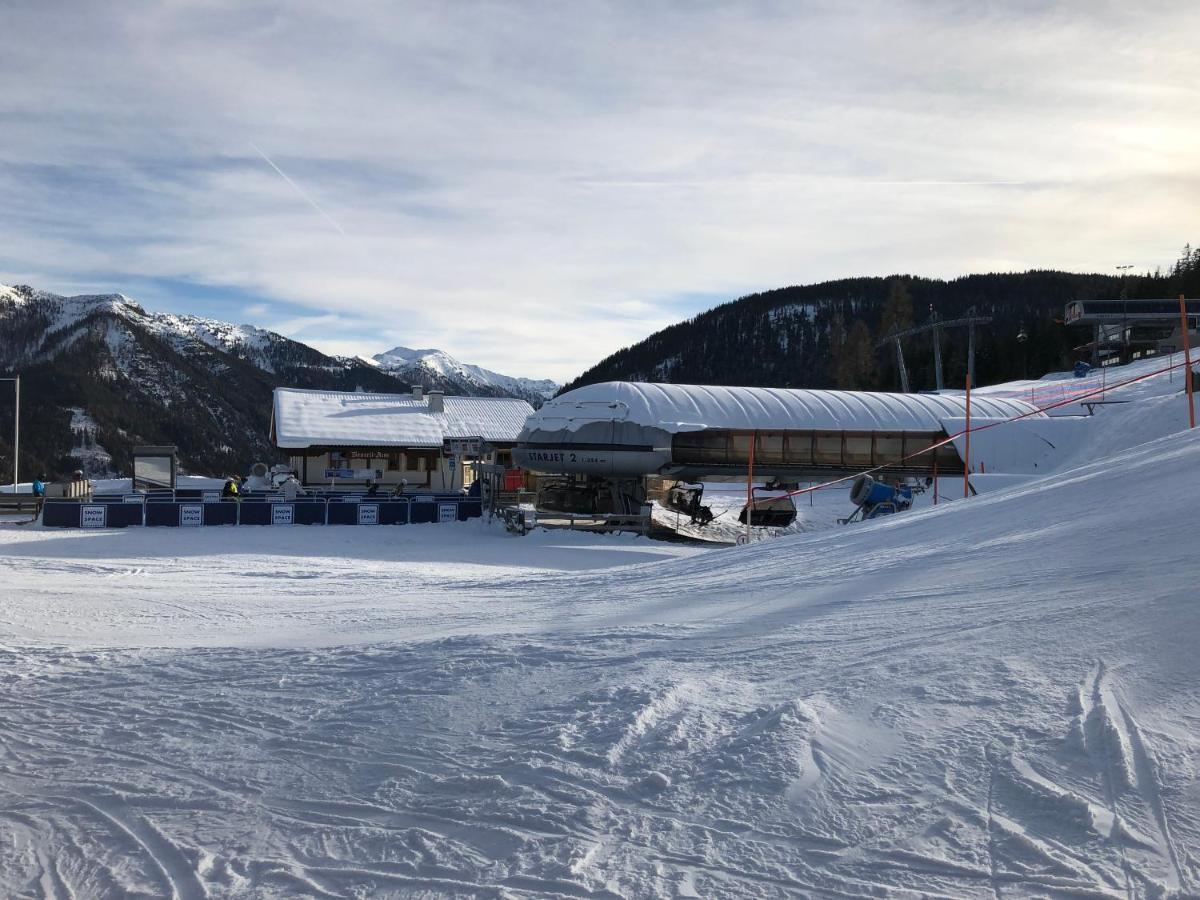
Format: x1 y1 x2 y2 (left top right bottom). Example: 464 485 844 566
249 141 347 236
574 175 1026 188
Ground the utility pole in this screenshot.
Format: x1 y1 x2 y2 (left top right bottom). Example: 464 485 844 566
1117 265 1133 361
893 337 910 393
1 375 17 492
930 307 944 390
966 320 977 387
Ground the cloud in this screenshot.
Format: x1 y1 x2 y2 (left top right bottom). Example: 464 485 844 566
1 1 1198 380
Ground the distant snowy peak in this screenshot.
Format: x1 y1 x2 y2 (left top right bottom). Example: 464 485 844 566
0 283 558 406
0 283 305 376
149 313 282 372
1 284 145 326
372 345 558 404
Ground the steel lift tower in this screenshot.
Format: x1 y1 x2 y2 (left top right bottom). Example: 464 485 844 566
876 310 993 393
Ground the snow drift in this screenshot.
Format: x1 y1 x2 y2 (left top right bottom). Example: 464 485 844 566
0 363 1198 897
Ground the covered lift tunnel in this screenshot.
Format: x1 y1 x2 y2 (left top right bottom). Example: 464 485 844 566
513 382 1045 481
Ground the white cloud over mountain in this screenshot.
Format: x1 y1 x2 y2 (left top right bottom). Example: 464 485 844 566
2 2 1198 380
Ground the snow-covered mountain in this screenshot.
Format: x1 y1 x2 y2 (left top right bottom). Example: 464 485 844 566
0 284 550 477
372 346 558 405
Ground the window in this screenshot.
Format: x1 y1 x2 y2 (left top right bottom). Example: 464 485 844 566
784 433 813 466
673 431 730 463
386 453 401 472
843 434 873 467
756 433 785 464
814 432 843 466
405 453 421 471
874 435 904 465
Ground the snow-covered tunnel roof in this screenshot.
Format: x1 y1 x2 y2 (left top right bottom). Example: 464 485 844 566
525 381 1043 434
273 388 534 449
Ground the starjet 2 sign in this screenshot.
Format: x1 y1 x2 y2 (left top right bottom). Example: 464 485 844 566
521 450 614 465
515 448 626 473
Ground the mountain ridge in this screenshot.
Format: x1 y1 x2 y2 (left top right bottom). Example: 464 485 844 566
372 345 557 405
0 284 553 478
558 269 1178 396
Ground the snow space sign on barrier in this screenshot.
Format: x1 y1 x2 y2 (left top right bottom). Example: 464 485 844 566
40 496 483 528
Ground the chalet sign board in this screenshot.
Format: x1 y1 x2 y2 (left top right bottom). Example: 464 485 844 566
442 437 484 458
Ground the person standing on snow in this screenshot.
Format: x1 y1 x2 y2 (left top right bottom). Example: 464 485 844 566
31 474 46 497
281 475 305 501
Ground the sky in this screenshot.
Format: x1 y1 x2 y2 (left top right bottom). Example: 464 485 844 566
2 1 1198 382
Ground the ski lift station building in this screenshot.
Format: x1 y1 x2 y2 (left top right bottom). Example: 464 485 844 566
272 387 534 489
513 381 1048 481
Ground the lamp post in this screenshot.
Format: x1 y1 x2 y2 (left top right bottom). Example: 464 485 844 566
1117 264 1134 361
1 375 17 492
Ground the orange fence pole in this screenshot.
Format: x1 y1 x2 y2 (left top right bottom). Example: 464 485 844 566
932 455 938 505
745 430 756 541
963 373 972 499
761 352 1193 507
1181 294 1196 429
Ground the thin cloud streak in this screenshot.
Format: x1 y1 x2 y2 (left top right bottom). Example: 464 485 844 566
0 2 1198 381
248 142 347 237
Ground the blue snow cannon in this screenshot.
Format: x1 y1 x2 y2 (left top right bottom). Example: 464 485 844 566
844 474 915 523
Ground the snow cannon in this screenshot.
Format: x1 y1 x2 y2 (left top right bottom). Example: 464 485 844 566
843 474 914 524
243 462 273 492
849 474 896 508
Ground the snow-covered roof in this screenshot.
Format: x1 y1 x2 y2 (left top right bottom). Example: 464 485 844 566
273 388 535 449
527 381 1043 434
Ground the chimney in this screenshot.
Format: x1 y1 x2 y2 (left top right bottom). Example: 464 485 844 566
427 390 444 413
411 385 423 401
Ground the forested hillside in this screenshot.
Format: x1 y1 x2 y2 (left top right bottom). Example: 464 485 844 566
0 285 563 480
562 249 1200 395
0 285 414 479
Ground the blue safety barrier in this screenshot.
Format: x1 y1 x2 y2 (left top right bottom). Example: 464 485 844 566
237 502 270 525
203 502 239 526
40 494 482 528
145 502 182 526
42 500 145 527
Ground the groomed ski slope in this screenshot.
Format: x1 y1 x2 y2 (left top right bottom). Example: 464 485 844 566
1 370 1198 897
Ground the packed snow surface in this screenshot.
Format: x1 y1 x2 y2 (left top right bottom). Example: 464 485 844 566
1 357 1198 897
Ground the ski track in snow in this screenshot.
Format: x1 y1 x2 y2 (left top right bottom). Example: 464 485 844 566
0 378 1198 896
